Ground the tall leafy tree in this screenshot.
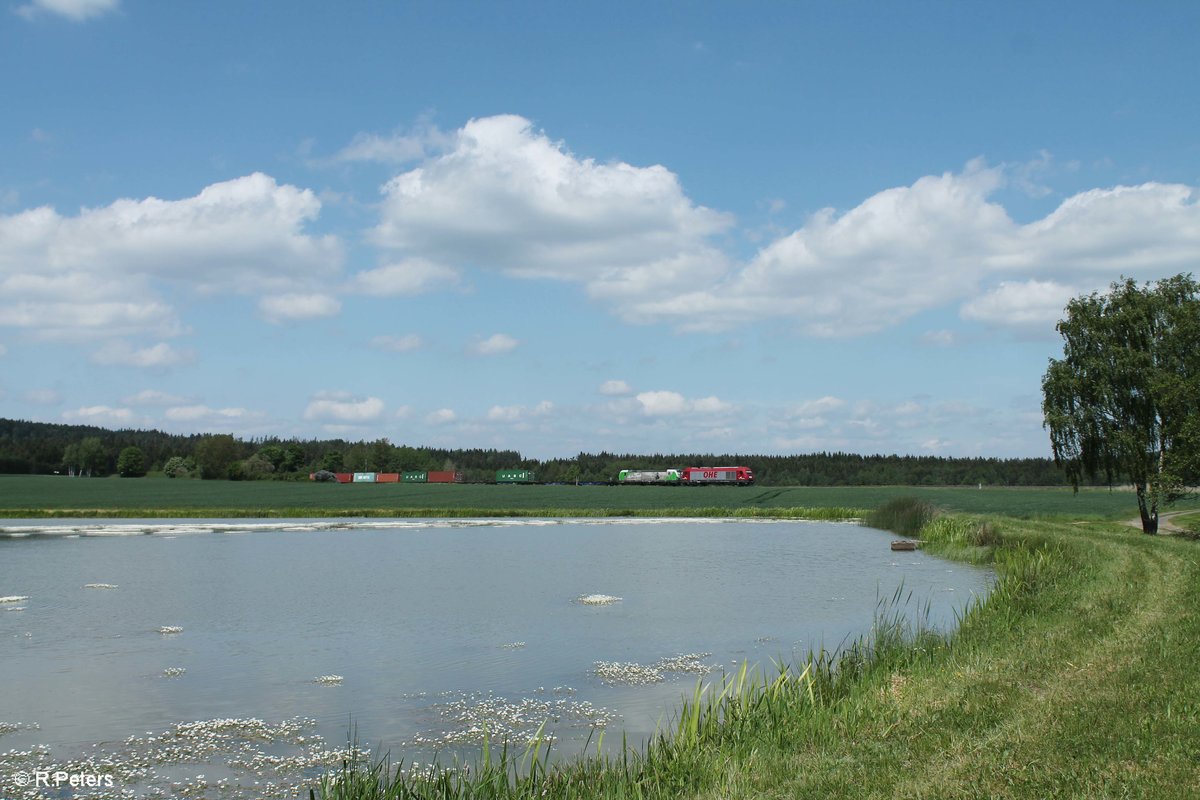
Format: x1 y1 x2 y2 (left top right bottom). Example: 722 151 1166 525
116 446 147 478
1042 274 1200 533
193 434 240 480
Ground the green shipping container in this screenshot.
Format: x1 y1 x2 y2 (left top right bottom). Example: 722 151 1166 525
401 471 428 483
496 469 536 483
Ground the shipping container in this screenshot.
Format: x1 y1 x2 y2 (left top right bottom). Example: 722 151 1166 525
617 469 681 484
353 472 377 483
402 471 428 483
427 471 462 483
681 466 755 485
376 473 400 483
496 469 536 483
334 473 353 484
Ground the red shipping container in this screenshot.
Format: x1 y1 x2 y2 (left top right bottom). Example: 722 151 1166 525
376 473 400 483
427 471 459 483
335 473 353 484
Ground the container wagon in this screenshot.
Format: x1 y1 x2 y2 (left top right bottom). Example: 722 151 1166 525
681 466 754 486
617 469 681 484
427 471 463 483
496 469 536 484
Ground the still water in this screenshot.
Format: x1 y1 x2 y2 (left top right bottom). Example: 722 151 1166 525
0 518 991 797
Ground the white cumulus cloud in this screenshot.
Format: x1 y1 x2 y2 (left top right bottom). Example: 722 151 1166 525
90 341 194 368
259 293 341 323
470 333 519 356
16 0 118 22
303 393 384 423
371 115 732 318
370 334 423 352
426 408 457 425
61 405 140 426
346 258 460 296
599 379 633 396
0 173 342 341
960 279 1078 333
636 390 731 416
486 401 554 423
632 163 1200 337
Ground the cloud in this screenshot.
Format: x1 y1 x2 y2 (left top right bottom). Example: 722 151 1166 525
598 379 633 396
469 333 519 356
122 389 188 406
635 390 731 416
426 408 457 425
24 388 61 405
920 329 959 347
259 292 341 322
788 396 845 417
329 117 453 165
370 334 423 352
960 279 1078 334
0 173 341 341
643 166 1200 337
16 0 118 22
486 401 553 423
90 341 194 368
164 405 257 422
302 392 384 423
346 258 460 296
61 405 141 426
371 115 732 318
367 129 1194 339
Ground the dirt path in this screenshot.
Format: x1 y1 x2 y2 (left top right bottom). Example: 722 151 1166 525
1123 509 1194 533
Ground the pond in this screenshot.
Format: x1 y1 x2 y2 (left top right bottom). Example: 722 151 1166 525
0 518 991 798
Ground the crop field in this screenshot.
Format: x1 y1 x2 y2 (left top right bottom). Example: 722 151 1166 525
2 474 1194 519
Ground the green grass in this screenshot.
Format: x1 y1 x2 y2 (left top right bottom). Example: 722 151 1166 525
1176 511 1200 536
308 514 1200 799
4 474 1195 520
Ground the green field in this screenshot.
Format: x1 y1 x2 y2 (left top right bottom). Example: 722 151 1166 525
2 474 1192 520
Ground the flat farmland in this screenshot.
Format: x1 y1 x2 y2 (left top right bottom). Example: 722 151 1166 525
2 475 1190 519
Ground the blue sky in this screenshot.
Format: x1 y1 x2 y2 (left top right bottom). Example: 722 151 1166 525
1 1 1197 460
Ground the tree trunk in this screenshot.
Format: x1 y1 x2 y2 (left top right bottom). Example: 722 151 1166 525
1135 483 1159 534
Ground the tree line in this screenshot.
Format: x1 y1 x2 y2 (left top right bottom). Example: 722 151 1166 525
0 417 1085 486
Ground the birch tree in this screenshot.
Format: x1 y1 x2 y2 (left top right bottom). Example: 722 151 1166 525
1042 274 1200 533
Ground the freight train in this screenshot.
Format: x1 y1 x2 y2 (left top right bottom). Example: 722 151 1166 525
311 465 751 485
310 470 533 484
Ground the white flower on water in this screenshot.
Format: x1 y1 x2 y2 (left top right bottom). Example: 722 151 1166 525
84 583 119 589
577 594 622 605
162 667 187 677
313 675 344 685
158 626 184 634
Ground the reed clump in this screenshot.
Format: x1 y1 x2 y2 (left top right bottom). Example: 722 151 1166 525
863 495 938 536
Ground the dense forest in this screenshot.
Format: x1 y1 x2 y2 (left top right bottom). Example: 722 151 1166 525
0 417 1081 486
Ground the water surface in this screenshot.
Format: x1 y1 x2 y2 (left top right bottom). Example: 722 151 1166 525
0 518 990 796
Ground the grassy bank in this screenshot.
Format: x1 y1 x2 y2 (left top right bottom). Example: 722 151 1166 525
313 513 1200 799
4 474 1194 520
